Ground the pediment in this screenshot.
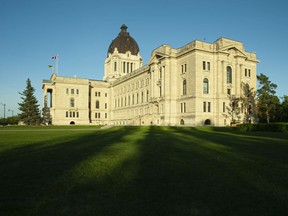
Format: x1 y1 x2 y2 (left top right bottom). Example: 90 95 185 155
218 45 246 57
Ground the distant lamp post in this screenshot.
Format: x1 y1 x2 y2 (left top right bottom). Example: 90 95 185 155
0 103 6 123
8 109 14 117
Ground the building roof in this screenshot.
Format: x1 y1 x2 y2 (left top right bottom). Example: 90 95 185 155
107 24 140 56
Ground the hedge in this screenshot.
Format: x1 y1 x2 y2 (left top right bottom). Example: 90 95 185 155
236 123 288 132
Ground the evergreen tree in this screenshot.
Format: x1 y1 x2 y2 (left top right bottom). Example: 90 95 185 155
226 95 241 124
18 78 41 125
256 73 279 123
42 95 52 125
240 83 257 123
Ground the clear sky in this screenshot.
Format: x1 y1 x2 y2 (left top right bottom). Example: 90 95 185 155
0 0 287 118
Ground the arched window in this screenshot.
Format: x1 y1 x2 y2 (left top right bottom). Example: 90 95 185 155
70 98 75 107
227 66 232 84
203 78 209 94
204 119 211 125
183 79 187 95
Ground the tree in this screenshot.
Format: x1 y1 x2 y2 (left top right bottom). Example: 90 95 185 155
240 83 257 123
18 78 41 125
226 95 241 124
279 95 288 122
256 73 279 123
42 95 52 125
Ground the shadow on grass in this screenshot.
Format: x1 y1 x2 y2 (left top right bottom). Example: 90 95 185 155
0 126 288 216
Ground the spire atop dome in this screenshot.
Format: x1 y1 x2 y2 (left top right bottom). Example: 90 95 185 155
120 24 128 33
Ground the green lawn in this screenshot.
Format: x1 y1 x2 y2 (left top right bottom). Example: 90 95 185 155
0 126 287 216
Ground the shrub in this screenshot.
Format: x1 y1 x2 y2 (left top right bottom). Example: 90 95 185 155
236 123 288 132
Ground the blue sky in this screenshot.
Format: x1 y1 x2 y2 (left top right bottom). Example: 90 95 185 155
0 0 287 118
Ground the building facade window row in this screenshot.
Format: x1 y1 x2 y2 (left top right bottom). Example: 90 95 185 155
114 90 150 108
66 88 79 95
115 78 150 96
95 112 108 119
66 111 79 118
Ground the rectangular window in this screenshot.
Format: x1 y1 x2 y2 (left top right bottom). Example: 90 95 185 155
248 69 251 77
183 102 186 113
76 89 79 94
114 62 117 71
203 102 206 112
223 102 226 113
66 88 69 94
105 113 107 118
105 93 107 97
76 112 79 118
208 102 211 112
207 62 210 71
227 89 231 95
180 103 183 113
105 103 107 109
66 111 68 117
96 100 100 109
71 89 74 94
98 113 100 118
245 69 247 77
70 111 72 117
203 61 206 70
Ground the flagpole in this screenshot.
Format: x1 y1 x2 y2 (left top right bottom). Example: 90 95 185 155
56 54 59 75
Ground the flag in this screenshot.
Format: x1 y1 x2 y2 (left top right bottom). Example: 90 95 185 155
48 65 53 68
52 56 57 60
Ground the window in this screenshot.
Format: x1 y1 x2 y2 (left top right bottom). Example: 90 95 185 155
71 89 74 94
181 64 187 73
70 98 75 107
223 102 226 113
147 90 149 102
96 100 100 109
76 89 79 94
183 79 187 95
66 111 68 117
105 103 107 109
203 78 209 94
76 112 79 118
245 69 251 77
208 102 211 112
114 62 117 71
66 88 69 94
227 66 232 83
180 103 186 113
203 102 206 112
227 88 231 95
105 93 108 97
203 61 211 71
105 113 107 118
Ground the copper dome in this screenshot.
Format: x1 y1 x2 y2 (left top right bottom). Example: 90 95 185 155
108 24 140 56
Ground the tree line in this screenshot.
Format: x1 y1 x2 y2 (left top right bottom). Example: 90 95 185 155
227 73 288 124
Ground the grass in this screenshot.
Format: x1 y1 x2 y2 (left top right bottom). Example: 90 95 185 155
0 126 288 216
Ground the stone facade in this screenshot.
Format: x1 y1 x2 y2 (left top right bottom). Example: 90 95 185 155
42 25 259 126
